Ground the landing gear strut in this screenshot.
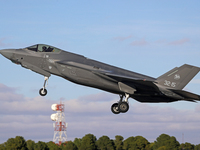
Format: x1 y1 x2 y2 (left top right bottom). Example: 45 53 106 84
39 76 49 96
111 93 130 114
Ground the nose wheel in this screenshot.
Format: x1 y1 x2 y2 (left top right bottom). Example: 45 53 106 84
39 88 47 96
111 94 130 114
39 76 49 96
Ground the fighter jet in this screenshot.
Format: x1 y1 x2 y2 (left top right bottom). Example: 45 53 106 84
1 44 200 114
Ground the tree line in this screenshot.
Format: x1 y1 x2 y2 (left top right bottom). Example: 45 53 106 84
0 133 200 150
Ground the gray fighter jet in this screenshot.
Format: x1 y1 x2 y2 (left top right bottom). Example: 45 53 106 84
1 44 200 114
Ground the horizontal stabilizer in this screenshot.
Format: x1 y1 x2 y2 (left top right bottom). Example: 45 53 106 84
171 89 200 101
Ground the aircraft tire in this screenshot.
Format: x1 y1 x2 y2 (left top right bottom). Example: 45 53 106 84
39 88 47 96
111 103 120 114
118 101 129 113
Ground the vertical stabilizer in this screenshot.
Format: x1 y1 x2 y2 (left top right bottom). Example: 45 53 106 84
156 64 200 89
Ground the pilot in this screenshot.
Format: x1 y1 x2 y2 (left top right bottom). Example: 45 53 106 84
42 46 53 52
42 46 47 52
46 47 54 52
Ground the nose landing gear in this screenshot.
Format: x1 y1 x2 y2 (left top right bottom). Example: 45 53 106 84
111 94 130 114
39 76 49 96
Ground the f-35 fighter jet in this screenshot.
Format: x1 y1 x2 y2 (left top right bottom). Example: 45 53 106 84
1 44 200 114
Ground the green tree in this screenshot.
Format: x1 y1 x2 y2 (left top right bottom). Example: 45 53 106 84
15 136 28 150
195 144 200 150
133 136 149 150
96 135 115 150
46 141 60 150
123 136 135 150
34 141 48 150
123 136 149 150
0 142 6 150
169 136 180 149
114 135 124 150
79 134 97 150
26 140 35 150
148 143 154 150
179 142 194 150
153 134 180 150
62 141 77 150
73 138 82 149
4 136 27 150
157 146 166 150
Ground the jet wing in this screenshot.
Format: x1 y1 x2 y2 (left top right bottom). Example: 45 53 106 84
57 61 155 80
102 72 155 82
97 71 160 93
92 68 159 94
56 61 159 94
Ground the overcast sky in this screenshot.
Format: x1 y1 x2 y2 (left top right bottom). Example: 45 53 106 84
0 0 200 145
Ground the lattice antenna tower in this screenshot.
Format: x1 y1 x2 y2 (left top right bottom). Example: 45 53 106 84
51 102 68 145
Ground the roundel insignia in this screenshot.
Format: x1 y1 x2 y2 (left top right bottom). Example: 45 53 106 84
174 74 180 80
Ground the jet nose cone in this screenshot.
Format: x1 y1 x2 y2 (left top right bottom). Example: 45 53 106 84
0 49 15 60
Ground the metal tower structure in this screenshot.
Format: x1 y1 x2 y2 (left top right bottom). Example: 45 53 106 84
51 102 68 145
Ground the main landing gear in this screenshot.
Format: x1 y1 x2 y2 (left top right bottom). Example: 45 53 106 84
39 76 49 96
111 93 130 114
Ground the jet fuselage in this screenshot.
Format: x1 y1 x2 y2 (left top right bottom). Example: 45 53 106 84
1 44 200 114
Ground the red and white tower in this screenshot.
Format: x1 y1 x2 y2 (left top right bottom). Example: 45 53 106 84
51 102 68 145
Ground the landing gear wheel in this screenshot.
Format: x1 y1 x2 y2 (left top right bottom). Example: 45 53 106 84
111 103 120 114
39 88 47 96
39 76 49 96
118 102 129 113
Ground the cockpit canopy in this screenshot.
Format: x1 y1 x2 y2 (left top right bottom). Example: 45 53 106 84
25 44 61 53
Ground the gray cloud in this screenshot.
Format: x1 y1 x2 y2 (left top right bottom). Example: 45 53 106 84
0 83 200 145
0 83 17 93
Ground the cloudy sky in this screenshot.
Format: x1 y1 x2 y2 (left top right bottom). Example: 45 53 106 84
1 0 200 145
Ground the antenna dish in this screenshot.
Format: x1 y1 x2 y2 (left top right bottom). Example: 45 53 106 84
51 104 58 111
51 113 58 121
51 101 67 145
